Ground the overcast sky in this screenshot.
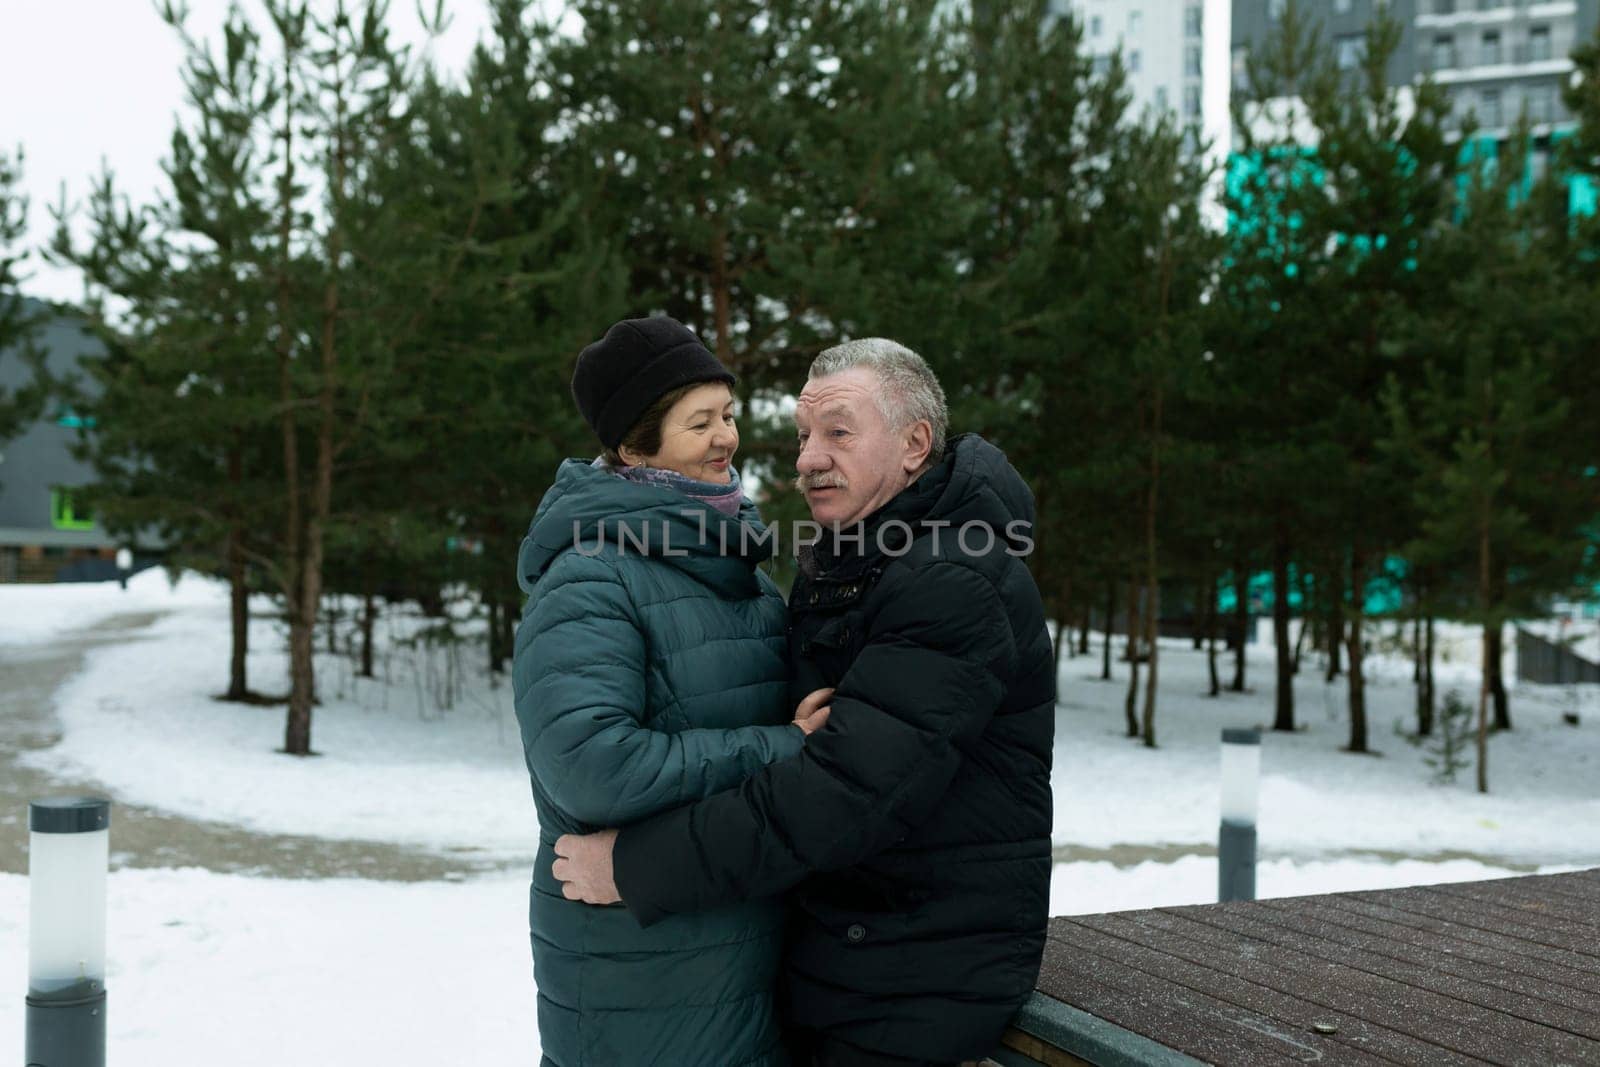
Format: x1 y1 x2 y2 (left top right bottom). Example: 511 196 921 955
3 1 495 304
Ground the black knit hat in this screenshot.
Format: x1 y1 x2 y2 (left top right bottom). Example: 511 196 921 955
571 317 737 450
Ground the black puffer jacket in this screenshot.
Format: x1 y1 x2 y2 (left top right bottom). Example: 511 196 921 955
613 435 1055 1062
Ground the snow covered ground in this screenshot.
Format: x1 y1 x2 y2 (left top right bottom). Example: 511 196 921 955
1 572 1596 1064
15 571 536 860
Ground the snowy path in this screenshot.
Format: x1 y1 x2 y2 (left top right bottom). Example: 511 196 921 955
0 610 511 882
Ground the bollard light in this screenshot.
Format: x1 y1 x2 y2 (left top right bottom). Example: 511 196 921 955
26 797 109 1067
114 549 131 592
1218 729 1260 903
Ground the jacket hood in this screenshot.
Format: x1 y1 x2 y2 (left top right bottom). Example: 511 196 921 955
518 459 774 597
920 433 1037 550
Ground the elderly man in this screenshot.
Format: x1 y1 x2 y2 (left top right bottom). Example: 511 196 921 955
554 339 1055 1067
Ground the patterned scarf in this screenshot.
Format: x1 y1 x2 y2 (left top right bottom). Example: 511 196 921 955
599 458 746 517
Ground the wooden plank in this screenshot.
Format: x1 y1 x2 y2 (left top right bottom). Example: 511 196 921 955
1057 915 1481 1066
1355 885 1600 961
1246 897 1600 1017
1168 902 1600 1041
1080 907 1570 1065
1267 896 1600 999
1516 870 1600 904
1434 877 1600 929
1530 878 1600 908
1321 892 1600 979
1035 932 1315 1065
994 1027 1096 1067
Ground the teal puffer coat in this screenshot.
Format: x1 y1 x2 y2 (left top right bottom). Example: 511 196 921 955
512 458 802 1067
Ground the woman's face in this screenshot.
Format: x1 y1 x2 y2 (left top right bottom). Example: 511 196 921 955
623 382 739 484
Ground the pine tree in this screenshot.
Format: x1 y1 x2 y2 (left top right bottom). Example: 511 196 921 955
1384 126 1595 793
0 147 48 461
48 6 285 703
1301 8 1456 753
1218 0 1334 734
341 1 626 676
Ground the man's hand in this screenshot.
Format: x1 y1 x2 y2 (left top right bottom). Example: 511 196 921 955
552 828 621 904
793 686 834 736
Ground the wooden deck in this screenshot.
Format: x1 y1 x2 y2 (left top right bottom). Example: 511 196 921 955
994 868 1600 1066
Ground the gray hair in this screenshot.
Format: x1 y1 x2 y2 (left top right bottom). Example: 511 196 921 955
809 338 949 467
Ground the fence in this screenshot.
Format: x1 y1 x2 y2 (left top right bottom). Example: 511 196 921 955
1515 626 1600 684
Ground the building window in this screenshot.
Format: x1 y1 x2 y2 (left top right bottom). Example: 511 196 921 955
1185 4 1202 37
50 489 96 532
1129 49 1142 73
1185 85 1202 118
1186 45 1202 77
1528 25 1551 62
1269 0 1286 20
1433 35 1455 70
1480 30 1500 66
1090 14 1102 37
1155 85 1170 111
1233 45 1250 91
1479 88 1501 127
1093 53 1112 76
1477 0 1500 9
1129 9 1142 34
1435 0 1455 14
1334 0 1353 12
1337 34 1365 70
1527 83 1556 123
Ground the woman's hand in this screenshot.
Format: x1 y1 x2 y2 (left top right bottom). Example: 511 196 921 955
792 687 834 736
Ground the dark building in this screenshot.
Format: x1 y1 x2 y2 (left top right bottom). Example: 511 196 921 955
0 296 121 582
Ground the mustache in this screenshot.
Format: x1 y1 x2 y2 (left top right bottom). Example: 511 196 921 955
794 473 849 492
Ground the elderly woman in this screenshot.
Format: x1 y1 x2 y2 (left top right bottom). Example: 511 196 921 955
512 316 827 1067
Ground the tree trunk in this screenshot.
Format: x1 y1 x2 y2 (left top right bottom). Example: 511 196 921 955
487 596 502 675
1052 611 1067 678
1417 613 1435 737
1140 382 1162 749
1291 611 1309 676
286 58 347 758
225 519 250 701
1291 567 1312 675
1477 518 1492 793
1412 614 1423 684
1101 581 1115 681
360 591 376 679
1206 572 1220 698
1123 578 1140 663
1141 579 1159 748
1231 558 1248 692
1272 528 1295 731
1345 548 1368 754
1487 622 1510 731
276 32 311 756
1191 580 1204 651
326 597 339 655
1325 568 1345 682
1124 578 1141 737
1077 605 1091 656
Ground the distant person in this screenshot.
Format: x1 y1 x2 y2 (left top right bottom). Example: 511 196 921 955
553 339 1056 1067
511 316 832 1067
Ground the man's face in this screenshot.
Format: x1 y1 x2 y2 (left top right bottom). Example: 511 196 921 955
794 367 923 527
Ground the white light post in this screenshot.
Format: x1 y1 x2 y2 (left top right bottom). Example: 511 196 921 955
114 549 132 591
1219 729 1260 903
26 797 109 1067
